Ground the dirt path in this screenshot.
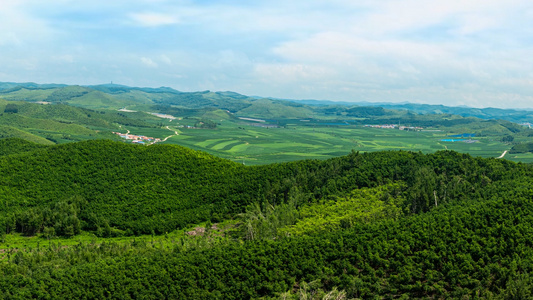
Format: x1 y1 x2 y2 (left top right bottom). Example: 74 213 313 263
497 150 508 159
157 126 180 143
166 126 179 135
118 125 130 134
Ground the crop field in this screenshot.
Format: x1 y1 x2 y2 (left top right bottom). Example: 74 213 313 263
506 153 533 163
122 120 514 165
439 138 507 157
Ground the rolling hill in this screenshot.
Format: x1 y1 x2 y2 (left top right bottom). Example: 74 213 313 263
2 81 533 124
0 125 55 145
0 98 159 144
294 99 533 123
2 82 533 298
3 81 533 165
1 138 533 298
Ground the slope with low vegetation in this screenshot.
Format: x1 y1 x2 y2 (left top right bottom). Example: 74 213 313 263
0 99 159 144
0 127 55 145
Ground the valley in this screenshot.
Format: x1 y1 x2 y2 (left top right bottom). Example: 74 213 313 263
2 82 532 165
3 1 532 298
2 82 533 298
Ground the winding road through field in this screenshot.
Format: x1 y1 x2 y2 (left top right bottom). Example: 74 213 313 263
160 126 179 142
118 125 130 135
497 150 508 159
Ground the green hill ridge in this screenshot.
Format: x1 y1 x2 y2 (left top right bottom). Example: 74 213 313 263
3 81 533 298
0 138 533 298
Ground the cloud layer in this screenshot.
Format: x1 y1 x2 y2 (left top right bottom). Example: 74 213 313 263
0 0 532 108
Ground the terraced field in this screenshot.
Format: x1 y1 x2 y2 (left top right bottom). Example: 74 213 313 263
122 119 515 165
4 98 518 165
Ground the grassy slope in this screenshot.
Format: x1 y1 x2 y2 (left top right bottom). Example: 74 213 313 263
236 99 314 119
0 126 55 145
0 100 160 144
0 114 97 135
65 90 132 110
0 87 55 101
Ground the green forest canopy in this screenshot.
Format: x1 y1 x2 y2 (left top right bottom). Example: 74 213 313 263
2 138 533 298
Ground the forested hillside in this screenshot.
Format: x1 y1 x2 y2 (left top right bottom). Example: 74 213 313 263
0 139 523 236
2 139 533 298
1 84 532 299
0 138 49 156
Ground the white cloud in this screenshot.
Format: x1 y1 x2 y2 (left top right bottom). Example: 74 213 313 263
254 63 335 84
0 1 54 46
52 55 75 63
354 0 522 36
1 0 533 108
140 57 158 67
129 12 180 27
159 54 172 65
273 32 455 66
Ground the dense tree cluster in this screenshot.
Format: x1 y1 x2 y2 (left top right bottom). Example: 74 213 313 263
0 138 48 156
3 103 18 114
510 142 533 154
1 139 533 298
2 185 533 298
0 139 527 236
195 119 217 129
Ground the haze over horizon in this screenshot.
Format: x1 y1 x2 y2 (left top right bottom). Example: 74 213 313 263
1 0 532 109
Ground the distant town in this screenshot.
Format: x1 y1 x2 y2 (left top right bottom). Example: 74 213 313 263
364 124 424 131
113 132 161 145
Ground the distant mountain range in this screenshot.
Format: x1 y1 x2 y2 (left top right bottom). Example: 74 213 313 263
1 81 533 123
288 99 533 123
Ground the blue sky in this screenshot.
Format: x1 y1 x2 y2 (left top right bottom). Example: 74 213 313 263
1 0 532 108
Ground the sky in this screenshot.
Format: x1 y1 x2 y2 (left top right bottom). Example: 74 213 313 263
0 0 532 108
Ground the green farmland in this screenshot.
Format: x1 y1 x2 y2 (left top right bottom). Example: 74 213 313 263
2 90 530 165
122 118 516 165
